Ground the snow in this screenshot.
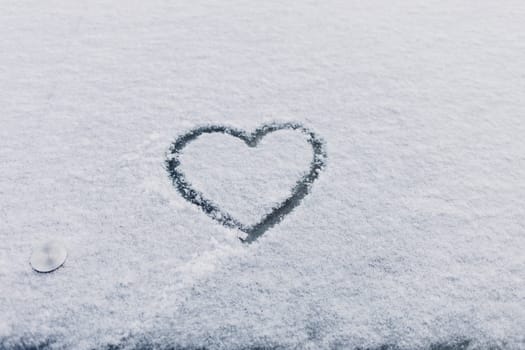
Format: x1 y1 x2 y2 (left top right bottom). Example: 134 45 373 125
1 0 525 349
177 127 314 228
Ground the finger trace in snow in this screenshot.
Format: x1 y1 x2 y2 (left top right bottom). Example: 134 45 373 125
167 123 327 243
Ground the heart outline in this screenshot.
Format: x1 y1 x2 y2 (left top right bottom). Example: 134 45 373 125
166 122 327 243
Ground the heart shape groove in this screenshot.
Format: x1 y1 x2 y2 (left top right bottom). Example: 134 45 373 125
166 122 327 243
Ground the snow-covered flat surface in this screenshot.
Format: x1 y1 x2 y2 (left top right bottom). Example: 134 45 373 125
177 127 315 229
1 0 525 349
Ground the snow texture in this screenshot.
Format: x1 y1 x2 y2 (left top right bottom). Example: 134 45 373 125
177 127 313 228
1 0 525 349
168 123 326 243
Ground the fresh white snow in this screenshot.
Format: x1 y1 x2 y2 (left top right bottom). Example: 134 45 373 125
1 0 525 349
178 128 314 228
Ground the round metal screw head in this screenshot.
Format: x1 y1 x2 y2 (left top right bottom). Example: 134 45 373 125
30 240 67 273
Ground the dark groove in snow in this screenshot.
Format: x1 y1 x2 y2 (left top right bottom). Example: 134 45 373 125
166 122 327 243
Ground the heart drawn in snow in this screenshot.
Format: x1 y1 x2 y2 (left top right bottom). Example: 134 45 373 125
166 122 327 243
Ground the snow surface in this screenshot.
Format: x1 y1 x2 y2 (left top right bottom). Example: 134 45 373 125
1 0 525 349
178 128 313 228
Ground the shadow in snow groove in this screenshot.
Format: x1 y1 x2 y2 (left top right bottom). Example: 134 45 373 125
166 122 327 243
